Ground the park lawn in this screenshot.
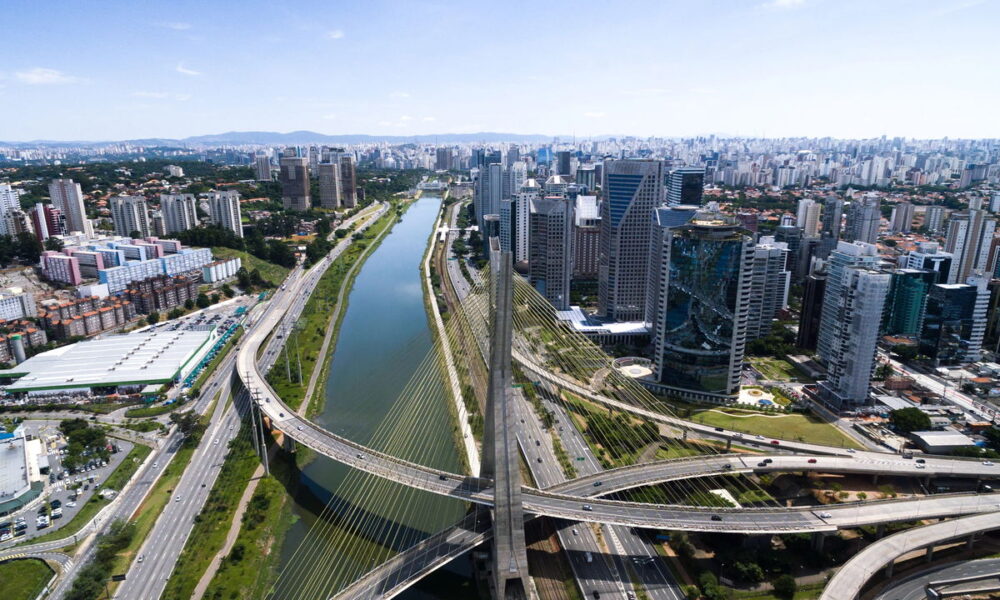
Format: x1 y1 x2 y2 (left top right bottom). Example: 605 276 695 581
211 247 290 287
731 581 825 599
0 558 55 600
691 410 863 449
125 403 179 418
749 357 803 382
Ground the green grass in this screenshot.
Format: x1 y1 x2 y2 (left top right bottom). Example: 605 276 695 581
655 445 707 460
0 558 55 600
731 581 825 599
23 444 150 547
211 247 290 287
124 403 179 418
162 433 262 599
691 410 863 449
122 420 162 433
267 205 400 412
749 357 802 382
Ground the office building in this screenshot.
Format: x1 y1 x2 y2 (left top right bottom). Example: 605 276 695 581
474 162 504 230
556 151 572 176
650 209 752 399
820 196 844 239
499 198 516 256
645 205 699 330
902 242 953 283
666 166 705 206
160 193 198 234
514 179 539 265
573 196 601 279
279 156 310 211
746 237 791 341
575 166 596 192
797 198 821 236
844 193 880 245
944 204 996 283
817 241 890 408
598 159 664 321
318 162 342 209
339 153 357 208
528 197 574 310
49 178 93 237
797 268 826 350
890 202 915 233
254 154 272 181
109 195 151 238
883 269 937 336
435 148 452 171
201 191 243 238
919 275 990 365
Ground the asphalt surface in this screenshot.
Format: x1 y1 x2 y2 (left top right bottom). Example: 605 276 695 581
874 558 1000 600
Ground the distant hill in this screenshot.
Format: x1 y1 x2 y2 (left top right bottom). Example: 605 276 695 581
0 131 559 147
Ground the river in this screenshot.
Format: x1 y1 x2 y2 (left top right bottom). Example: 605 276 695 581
273 195 478 599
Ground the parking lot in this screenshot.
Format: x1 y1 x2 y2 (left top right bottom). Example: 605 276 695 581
0 422 135 547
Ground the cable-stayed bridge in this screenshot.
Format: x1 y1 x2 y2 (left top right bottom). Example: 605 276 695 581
232 241 1000 600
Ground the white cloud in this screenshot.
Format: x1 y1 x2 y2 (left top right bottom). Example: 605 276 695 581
132 91 169 99
326 29 345 39
161 22 192 30
322 113 338 120
174 93 192 101
175 63 202 76
377 120 392 127
389 91 410 98
399 115 413 121
583 111 606 118
16 68 82 85
758 0 806 9
422 116 436 122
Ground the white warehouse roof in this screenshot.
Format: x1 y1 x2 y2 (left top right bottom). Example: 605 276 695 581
1 329 214 392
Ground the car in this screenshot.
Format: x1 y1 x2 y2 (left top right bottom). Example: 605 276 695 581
770 440 780 445
297 425 303 431
757 461 768 467
714 427 724 432
572 528 579 535
818 512 832 519
756 435 764 440
356 453 364 459
137 555 144 563
722 463 733 470
593 481 603 487
175 495 182 502
916 463 926 469
279 412 285 417
846 448 856 454
711 515 723 521
984 461 994 466
763 458 773 464
536 457 542 463
439 474 448 481
582 504 593 512
152 462 158 468
66 502 76 508
807 458 817 464
916 458 926 464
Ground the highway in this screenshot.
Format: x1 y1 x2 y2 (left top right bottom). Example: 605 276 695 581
821 511 1000 600
874 558 1000 600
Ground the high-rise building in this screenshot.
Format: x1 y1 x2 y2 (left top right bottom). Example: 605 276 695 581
902 242 953 283
889 202 915 234
499 198 516 256
797 269 826 350
278 156 311 212
254 154 272 181
919 275 990 365
514 179 539 265
844 193 880 245
474 162 504 230
30 203 65 240
556 151 572 176
817 241 889 408
528 197 574 310
572 196 601 279
650 209 753 399
820 195 844 240
160 193 199 234
202 191 243 238
435 148 452 171
746 237 791 341
317 162 342 209
575 166 596 192
0 184 19 215
944 204 996 283
923 205 946 233
109 195 151 238
505 162 527 200
598 159 664 321
339 153 357 208
645 205 699 330
49 178 93 237
666 166 705 206
796 198 821 236
883 269 937 336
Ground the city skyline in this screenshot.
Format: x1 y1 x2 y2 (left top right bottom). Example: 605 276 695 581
2 0 999 141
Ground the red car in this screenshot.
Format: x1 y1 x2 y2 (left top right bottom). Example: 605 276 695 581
770 440 780 445
807 458 817 464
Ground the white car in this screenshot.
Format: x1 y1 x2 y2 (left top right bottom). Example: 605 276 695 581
984 461 994 466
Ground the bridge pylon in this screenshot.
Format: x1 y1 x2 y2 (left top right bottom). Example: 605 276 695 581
480 239 532 600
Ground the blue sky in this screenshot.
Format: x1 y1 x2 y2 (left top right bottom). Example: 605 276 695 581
1 0 998 141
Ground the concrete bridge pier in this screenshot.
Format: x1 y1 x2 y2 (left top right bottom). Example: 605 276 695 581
811 532 828 553
876 524 886 539
872 474 879 486
726 438 732 451
925 545 935 562
967 534 976 550
885 560 894 578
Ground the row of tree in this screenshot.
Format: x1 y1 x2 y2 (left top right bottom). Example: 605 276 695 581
169 225 296 268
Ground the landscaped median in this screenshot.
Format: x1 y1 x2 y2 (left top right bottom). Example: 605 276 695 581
0 558 55 600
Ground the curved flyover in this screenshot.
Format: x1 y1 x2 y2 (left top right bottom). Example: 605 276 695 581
821 511 1000 599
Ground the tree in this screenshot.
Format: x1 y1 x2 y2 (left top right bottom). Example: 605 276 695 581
221 284 234 298
129 229 141 239
147 311 160 324
210 293 220 304
15 231 43 263
184 299 194 310
44 237 65 251
168 308 184 320
772 574 797 599
889 407 931 433
196 293 210 309
873 362 894 381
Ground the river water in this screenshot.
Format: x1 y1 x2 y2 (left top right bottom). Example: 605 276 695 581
273 195 478 599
